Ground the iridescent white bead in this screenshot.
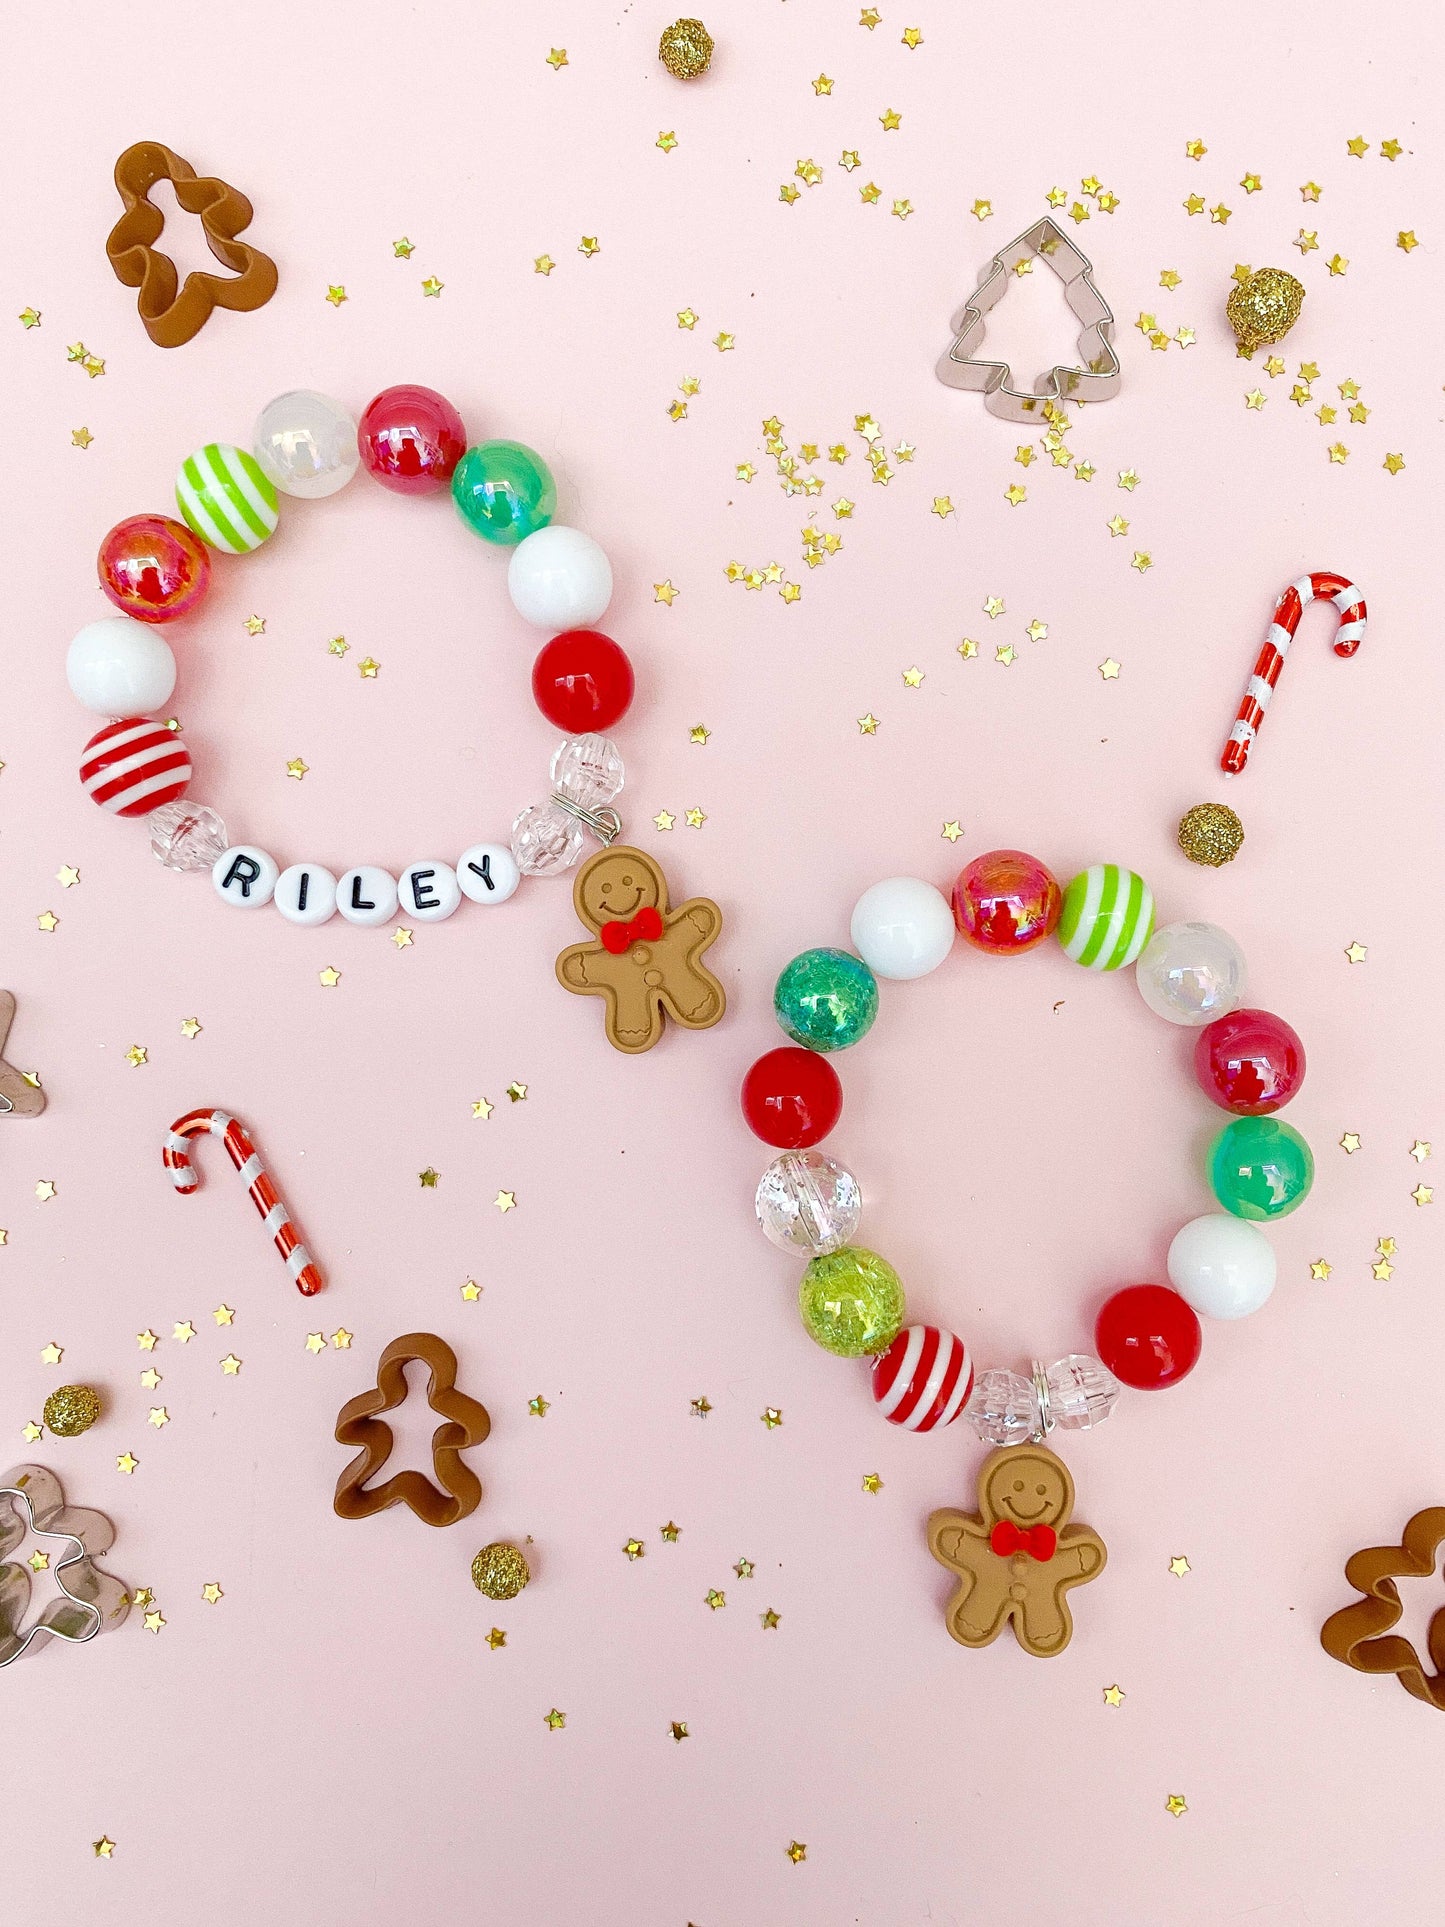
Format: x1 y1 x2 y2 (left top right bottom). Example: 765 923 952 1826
755 1151 862 1255
457 843 521 904
1167 1213 1276 1319
275 863 338 926
67 616 176 716
150 801 227 873
1135 920 1245 1026
507 525 613 629
253 390 359 499
849 877 955 980
336 866 399 927
398 860 462 922
212 845 279 907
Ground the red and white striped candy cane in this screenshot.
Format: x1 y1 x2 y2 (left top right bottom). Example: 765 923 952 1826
1221 571 1367 775
163 1108 323 1296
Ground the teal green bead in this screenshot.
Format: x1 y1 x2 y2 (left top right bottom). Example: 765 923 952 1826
774 948 878 1052
1209 1115 1314 1220
451 440 556 545
798 1246 906 1357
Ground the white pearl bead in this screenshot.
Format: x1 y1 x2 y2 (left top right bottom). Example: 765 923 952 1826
849 876 955 980
398 860 462 922
457 842 521 904
1167 1212 1276 1319
253 390 359 499
336 865 399 927
1135 920 1246 1027
66 617 176 716
212 845 279 908
507 525 612 629
274 863 338 926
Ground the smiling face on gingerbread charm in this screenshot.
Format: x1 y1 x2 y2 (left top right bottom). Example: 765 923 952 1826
983 1449 1073 1529
575 849 666 931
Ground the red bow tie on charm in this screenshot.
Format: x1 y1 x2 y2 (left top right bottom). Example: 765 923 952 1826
600 905 663 955
990 1518 1058 1562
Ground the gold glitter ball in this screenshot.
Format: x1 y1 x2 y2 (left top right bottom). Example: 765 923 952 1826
659 16 714 79
1177 802 1244 867
471 1542 531 1601
42 1384 102 1437
1226 268 1305 354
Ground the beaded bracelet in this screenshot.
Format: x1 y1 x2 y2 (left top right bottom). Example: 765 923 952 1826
740 850 1314 1447
66 385 639 925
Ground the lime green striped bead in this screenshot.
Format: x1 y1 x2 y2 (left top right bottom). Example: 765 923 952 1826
1058 865 1154 970
176 443 280 554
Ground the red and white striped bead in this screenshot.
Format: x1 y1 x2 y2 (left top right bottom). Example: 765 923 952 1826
871 1323 973 1431
80 716 192 817
1221 571 1367 775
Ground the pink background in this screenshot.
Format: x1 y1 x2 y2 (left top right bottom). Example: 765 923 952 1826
4 3 1444 1921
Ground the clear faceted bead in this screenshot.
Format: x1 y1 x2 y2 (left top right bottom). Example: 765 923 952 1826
1045 1354 1122 1431
755 1151 862 1256
550 733 623 810
963 1367 1041 1447
149 801 228 872
510 802 585 878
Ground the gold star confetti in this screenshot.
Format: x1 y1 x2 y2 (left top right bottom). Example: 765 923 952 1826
66 341 87 361
762 1608 781 1630
495 1189 517 1213
1175 326 1197 348
667 399 688 422
931 495 955 518
1131 552 1153 573
669 1719 690 1742
148 1406 169 1429
1099 658 1121 680
691 1396 712 1418
705 1588 726 1610
35 1179 56 1201
684 807 706 829
780 183 801 206
139 1368 160 1389
325 285 347 307
1411 1141 1432 1163
1295 230 1319 254
137 1330 158 1351
460 1279 481 1302
202 1582 223 1603
941 820 963 841
546 46 568 69
891 199 913 221
419 1166 439 1189
1046 186 1067 207
1345 941 1368 964
116 1452 138 1474
859 5 880 23
1317 404 1338 426
486 1626 506 1648
71 426 93 448
220 1353 243 1374
1169 1555 1191 1577
1340 1133 1362 1154
505 1081 528 1104
305 1333 325 1354
1347 136 1369 157
1374 1257 1395 1281
661 1521 681 1542
734 1557 754 1579
534 254 555 276
1382 138 1404 160
1102 1684 1125 1706
971 198 993 221
422 276 443 298
131 1589 153 1609
1184 194 1206 215
996 644 1016 666
1327 442 1349 463
393 237 415 258
123 1044 149 1070
880 107 901 130
901 666 924 688
1165 1795 1188 1818
676 307 698 330
1310 1260 1333 1281
1384 452 1406 475
862 1472 883 1494
1117 469 1141 492
213 1304 234 1326
358 656 380 679
578 236 600 257
529 1394 550 1417
1301 181 1322 201
713 331 734 352
176 1017 203 1043
1004 483 1026 506
653 580 678 605
656 130 678 154
27 1549 49 1572
173 1322 195 1344
19 306 40 328
544 1708 566 1731
327 634 348 656
1289 383 1312 406
1327 253 1349 276
857 714 879 735
1185 138 1207 160
392 926 413 949
1241 172 1262 194
1413 1185 1434 1207
901 24 922 45
1378 1237 1398 1258
318 966 341 987
1107 513 1129 537
653 810 676 831
623 1538 646 1561
1075 460 1096 480
93 1838 115 1858
82 355 105 378
40 1343 62 1365
1210 203 1232 224
761 1406 783 1428
1159 269 1182 290
812 72 833 94
787 1841 808 1864
36 911 58 933
21 1423 41 1444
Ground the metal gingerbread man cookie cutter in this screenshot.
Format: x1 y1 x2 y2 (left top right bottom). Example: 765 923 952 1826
936 215 1120 422
0 1465 131 1667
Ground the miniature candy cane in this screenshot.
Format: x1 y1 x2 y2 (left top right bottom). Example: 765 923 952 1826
1221 572 1367 775
164 1108 323 1295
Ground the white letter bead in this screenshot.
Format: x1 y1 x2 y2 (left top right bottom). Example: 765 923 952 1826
336 865 399 927
457 842 521 905
506 525 613 630
212 845 279 908
849 876 956 980
398 860 462 921
274 863 338 926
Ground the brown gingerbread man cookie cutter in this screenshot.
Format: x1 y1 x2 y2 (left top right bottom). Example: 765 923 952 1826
107 141 278 348
0 992 45 1118
334 1333 490 1527
556 845 725 1054
927 1443 1107 1658
1321 1506 1445 1710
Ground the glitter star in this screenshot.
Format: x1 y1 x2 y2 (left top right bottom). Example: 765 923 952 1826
1340 1133 1362 1154
1169 1555 1191 1577
1099 658 1121 680
1004 483 1026 506
684 807 706 828
318 966 341 987
137 1331 158 1351
879 108 901 131
656 130 677 153
1414 1185 1434 1207
27 1549 48 1572
1382 138 1403 160
578 236 600 258
327 635 348 656
1310 1259 1333 1281
690 1396 712 1417
862 1472 883 1494
325 285 347 306
392 926 413 949
1184 194 1206 215
713 331 734 352
460 1279 481 1302
931 495 955 518
93 1838 115 1858
40 1343 62 1365
812 72 833 94
284 757 311 783
82 355 105 378
220 1353 243 1374
213 1304 235 1325
1301 181 1322 201
996 644 1017 666
1327 253 1349 276
1046 186 1067 207
544 1708 566 1731
495 1190 517 1212
1411 1141 1432 1162
1210 203 1232 224
1107 513 1129 536
761 1608 781 1630
305 1333 325 1353
901 24 922 45
1379 1237 1398 1258
661 1521 680 1542
972 198 993 221
623 1538 646 1561
1117 469 1141 491
1131 552 1153 573
529 1394 549 1416
1295 230 1319 254
891 199 913 221
787 1841 807 1864
1241 172 1263 193
202 1582 223 1603
139 1369 160 1390
704 1588 726 1610
1384 453 1406 474
653 580 678 605
1165 1795 1188 1817
19 306 40 328
21 1424 41 1443
733 1556 755 1579
534 254 555 275
116 1452 138 1474
1328 442 1349 464
124 1044 148 1069
486 1626 506 1648
1175 327 1197 348
358 657 380 678
1374 1257 1395 1281
419 1167 439 1189
72 426 93 448
653 810 676 831
676 308 698 331
173 1322 195 1343
857 714 879 735
34 1179 56 1201
669 1719 690 1742
1347 136 1369 158
392 237 415 258
36 911 58 933
761 1406 783 1428
780 183 801 206
901 666 924 688
1075 460 1096 480
941 820 963 841
180 1017 202 1040
1158 270 1182 291
546 46 568 69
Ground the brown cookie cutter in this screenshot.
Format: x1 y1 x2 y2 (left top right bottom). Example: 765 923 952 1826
334 1333 490 1527
0 991 45 1118
1321 1506 1445 1709
106 141 278 348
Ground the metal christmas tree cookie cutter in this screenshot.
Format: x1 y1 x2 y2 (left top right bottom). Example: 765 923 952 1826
0 1465 131 1667
936 216 1120 422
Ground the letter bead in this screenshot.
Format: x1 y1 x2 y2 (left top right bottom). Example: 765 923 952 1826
457 843 521 906
398 860 462 922
274 863 338 927
212 845 279 908
336 865 399 927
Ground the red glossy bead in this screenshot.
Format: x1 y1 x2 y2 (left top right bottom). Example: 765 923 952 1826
1095 1283 1201 1391
532 630 635 733
358 384 467 494
741 1046 843 1149
951 848 1061 954
97 514 211 623
1194 1007 1306 1115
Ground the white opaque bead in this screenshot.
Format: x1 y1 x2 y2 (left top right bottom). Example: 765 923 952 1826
849 876 955 981
275 863 338 926
336 865 399 927
507 525 613 629
457 843 521 904
212 845 279 908
66 617 176 716
1135 920 1246 1027
1167 1212 1277 1319
253 390 360 499
398 859 462 921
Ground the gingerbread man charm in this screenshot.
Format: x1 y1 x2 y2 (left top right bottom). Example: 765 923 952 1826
556 846 725 1054
927 1443 1106 1657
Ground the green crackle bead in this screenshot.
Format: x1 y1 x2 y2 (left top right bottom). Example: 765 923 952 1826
451 440 556 545
774 947 878 1052
1209 1115 1314 1220
798 1246 905 1357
